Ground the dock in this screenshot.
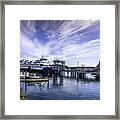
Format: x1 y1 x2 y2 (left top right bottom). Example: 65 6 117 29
20 78 48 82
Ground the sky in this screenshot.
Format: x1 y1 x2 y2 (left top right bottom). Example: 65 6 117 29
20 20 100 67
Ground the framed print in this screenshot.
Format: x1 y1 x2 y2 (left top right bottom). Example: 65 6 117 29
0 0 119 119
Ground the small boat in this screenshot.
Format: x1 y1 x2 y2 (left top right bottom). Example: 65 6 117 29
86 73 95 79
20 77 48 82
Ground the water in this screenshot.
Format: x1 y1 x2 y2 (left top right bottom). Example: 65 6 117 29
20 77 100 100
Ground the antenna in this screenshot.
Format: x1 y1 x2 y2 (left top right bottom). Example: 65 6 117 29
77 61 79 67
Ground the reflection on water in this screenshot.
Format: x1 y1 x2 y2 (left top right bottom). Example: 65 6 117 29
20 75 100 100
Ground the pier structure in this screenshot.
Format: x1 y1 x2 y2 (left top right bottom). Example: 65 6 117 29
63 62 100 79
52 59 88 79
64 67 88 79
53 59 65 76
20 58 100 80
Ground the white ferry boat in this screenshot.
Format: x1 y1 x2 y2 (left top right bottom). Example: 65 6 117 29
20 56 49 70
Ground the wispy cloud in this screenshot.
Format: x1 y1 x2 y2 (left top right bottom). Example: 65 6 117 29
20 20 100 66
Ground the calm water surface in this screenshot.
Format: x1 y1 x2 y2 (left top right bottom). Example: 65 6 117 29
20 77 100 100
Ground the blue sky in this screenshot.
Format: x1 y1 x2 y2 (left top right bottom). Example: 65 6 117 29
20 20 100 67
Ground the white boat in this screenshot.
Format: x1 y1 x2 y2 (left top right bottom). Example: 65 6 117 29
20 56 50 70
86 73 95 79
